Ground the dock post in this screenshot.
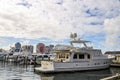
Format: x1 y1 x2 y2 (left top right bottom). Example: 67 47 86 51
34 56 36 66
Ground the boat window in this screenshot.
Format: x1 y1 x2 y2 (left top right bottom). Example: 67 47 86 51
65 53 70 59
79 54 84 59
37 55 42 60
59 54 65 58
73 54 77 59
43 55 48 58
66 55 69 59
37 55 42 58
87 54 90 59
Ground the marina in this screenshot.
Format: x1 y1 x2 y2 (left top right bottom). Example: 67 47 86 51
0 61 120 80
0 33 119 80
0 0 120 80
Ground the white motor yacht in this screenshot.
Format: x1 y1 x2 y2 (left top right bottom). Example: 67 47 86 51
35 33 111 73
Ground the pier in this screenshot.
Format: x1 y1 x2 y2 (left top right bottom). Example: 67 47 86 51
110 63 120 67
100 73 120 80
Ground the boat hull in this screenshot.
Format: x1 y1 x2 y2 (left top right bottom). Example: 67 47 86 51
35 59 111 73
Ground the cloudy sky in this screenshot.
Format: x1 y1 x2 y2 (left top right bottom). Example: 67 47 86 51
0 0 120 53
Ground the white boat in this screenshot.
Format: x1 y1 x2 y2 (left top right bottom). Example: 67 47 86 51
35 33 112 73
32 53 55 65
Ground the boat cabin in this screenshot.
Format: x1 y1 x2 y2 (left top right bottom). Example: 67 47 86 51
53 38 93 62
72 52 90 62
54 50 70 62
53 49 91 62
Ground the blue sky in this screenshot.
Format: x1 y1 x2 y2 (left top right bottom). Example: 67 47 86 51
0 0 120 53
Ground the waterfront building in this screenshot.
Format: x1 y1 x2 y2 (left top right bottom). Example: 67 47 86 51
22 45 34 53
36 43 45 54
15 42 21 52
44 45 54 54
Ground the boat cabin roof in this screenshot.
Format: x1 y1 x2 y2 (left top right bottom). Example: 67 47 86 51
105 51 120 54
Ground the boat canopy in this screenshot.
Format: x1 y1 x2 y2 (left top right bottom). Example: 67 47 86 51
53 45 72 51
70 39 91 48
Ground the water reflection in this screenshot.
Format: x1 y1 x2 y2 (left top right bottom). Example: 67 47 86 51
0 62 40 80
36 69 113 80
110 67 120 74
0 61 120 80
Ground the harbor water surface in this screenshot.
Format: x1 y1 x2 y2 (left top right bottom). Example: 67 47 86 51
0 62 120 80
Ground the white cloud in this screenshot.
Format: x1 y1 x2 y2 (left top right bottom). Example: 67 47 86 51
0 0 120 51
0 0 119 39
104 16 120 50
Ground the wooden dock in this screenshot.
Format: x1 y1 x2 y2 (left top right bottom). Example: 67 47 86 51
110 63 120 67
100 73 120 80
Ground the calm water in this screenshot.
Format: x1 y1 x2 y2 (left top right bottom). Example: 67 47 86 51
0 61 120 80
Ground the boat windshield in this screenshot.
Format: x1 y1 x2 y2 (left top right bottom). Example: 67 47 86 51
70 40 93 49
54 52 70 62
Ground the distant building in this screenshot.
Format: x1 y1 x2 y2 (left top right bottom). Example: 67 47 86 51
36 43 54 54
49 45 54 50
36 43 45 53
22 45 33 53
44 45 54 54
44 46 49 54
15 42 21 52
